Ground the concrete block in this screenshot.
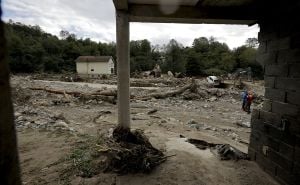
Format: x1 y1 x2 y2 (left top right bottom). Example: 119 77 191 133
249 130 264 151
256 153 277 176
286 91 300 106
272 101 299 117
291 33 300 49
262 99 272 112
276 165 297 185
258 30 278 41
251 109 260 119
267 37 291 52
263 123 296 146
264 76 276 88
289 63 300 77
260 110 282 127
277 49 300 64
265 64 289 77
265 88 286 102
256 52 277 65
276 77 300 91
248 147 256 160
286 117 300 135
296 135 300 148
295 147 300 163
258 41 267 54
293 162 300 176
263 136 280 151
268 148 293 171
251 118 264 131
278 142 295 160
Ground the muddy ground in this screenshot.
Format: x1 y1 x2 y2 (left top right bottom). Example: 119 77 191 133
11 75 279 185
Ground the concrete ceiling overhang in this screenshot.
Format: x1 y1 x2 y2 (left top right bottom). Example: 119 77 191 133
113 0 258 25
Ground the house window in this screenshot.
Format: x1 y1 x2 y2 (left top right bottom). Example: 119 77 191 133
111 68 114 74
91 69 94 72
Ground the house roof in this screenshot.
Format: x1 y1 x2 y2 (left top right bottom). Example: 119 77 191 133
75 56 114 63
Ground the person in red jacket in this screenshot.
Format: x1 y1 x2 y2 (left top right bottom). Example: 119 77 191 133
245 92 254 113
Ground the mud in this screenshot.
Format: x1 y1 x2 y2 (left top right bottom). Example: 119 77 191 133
11 75 279 185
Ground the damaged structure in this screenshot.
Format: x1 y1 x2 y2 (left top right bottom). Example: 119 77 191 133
112 0 300 185
0 0 299 185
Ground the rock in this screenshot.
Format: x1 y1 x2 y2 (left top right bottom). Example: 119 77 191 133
182 93 200 100
53 121 68 128
131 103 148 108
203 104 209 108
187 120 206 130
132 116 148 120
69 127 75 132
150 98 157 102
160 120 167 123
208 96 217 102
147 109 158 115
168 117 177 122
15 112 22 117
24 122 31 127
107 128 114 138
228 133 239 140
236 121 251 128
167 71 174 77
187 119 198 125
84 105 91 109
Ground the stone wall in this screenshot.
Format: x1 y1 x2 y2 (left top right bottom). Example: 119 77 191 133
0 2 22 184
248 7 300 185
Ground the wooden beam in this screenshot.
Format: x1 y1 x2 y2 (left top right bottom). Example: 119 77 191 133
113 0 128 10
128 4 257 24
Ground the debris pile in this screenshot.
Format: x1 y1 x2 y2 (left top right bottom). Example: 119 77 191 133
14 106 75 132
101 127 166 174
184 136 249 160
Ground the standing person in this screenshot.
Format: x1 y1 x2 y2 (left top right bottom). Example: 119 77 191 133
245 92 254 113
241 90 248 111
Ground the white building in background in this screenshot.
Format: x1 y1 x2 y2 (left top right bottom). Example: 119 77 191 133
75 56 115 77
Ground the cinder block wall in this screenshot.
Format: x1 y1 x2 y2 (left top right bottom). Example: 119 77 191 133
248 12 300 185
0 2 22 185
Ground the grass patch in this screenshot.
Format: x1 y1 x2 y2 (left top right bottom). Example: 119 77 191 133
63 133 106 178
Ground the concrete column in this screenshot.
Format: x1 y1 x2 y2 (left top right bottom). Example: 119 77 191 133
116 10 130 128
0 4 22 185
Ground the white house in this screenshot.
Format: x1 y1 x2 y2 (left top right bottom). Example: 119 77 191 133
75 56 115 77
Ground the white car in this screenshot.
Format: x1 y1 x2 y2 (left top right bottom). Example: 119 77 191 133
206 76 220 86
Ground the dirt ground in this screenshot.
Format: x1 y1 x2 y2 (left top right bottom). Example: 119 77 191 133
11 75 279 185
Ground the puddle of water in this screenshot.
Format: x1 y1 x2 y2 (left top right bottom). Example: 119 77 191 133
166 138 214 159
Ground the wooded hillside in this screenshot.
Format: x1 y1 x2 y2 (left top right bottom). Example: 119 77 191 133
5 21 262 78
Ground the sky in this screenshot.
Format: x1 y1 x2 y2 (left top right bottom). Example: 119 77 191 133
1 0 259 49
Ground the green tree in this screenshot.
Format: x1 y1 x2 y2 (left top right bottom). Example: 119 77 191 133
163 39 185 73
245 38 259 48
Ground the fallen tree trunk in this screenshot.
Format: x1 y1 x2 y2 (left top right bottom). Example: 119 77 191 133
30 87 117 104
30 87 117 97
30 87 81 96
137 79 196 100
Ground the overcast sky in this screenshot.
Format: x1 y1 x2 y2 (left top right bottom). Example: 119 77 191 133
2 0 259 49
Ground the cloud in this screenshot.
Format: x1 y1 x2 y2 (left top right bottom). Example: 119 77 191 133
2 0 259 49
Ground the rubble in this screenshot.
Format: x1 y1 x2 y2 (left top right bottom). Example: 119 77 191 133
11 75 258 144
101 127 166 174
147 109 158 115
184 136 249 160
167 71 174 77
235 121 251 128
